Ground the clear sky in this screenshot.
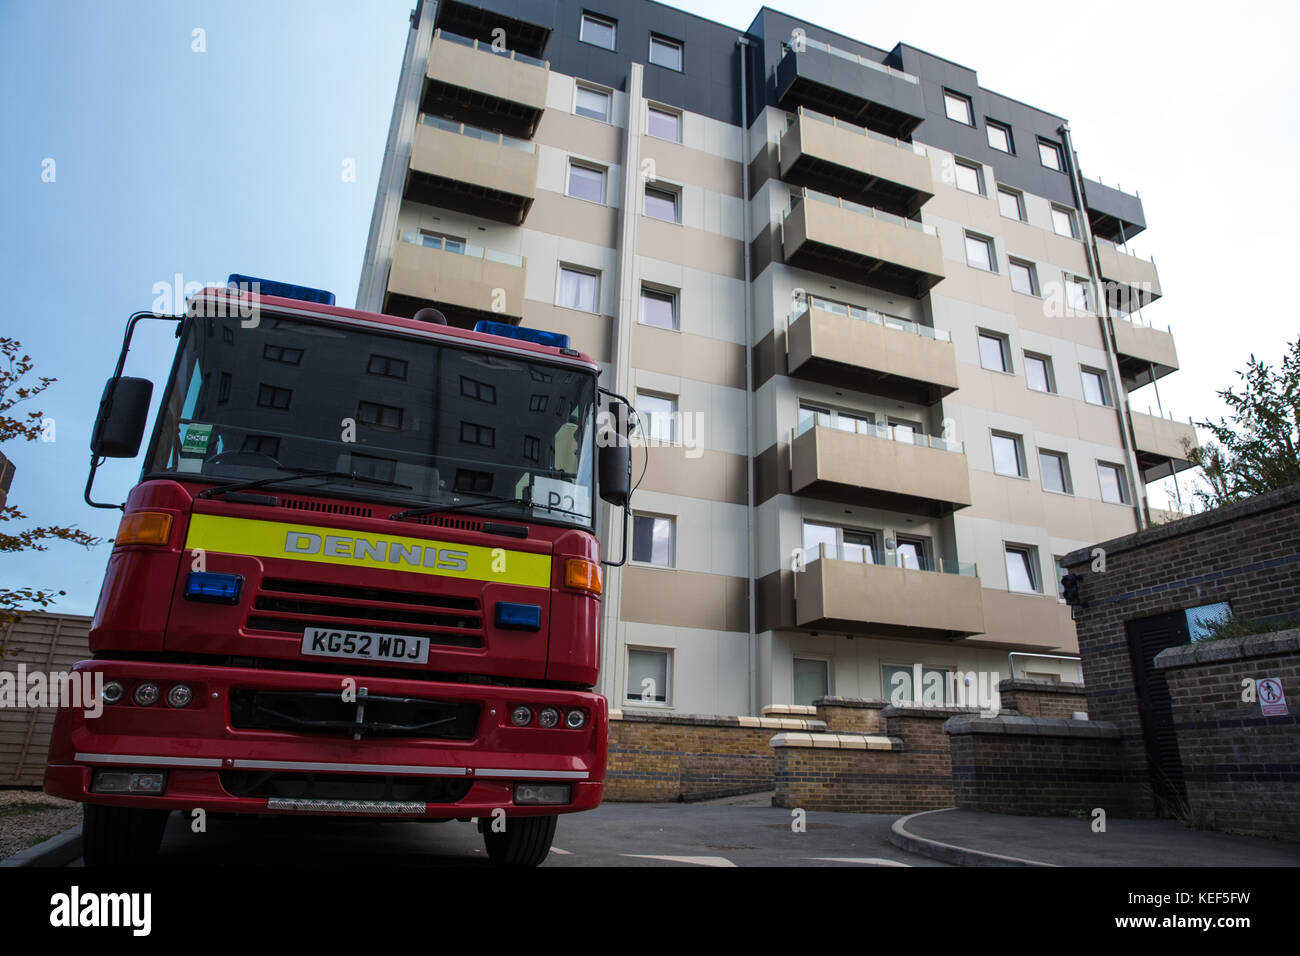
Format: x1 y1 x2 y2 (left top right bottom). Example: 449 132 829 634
2 0 1297 614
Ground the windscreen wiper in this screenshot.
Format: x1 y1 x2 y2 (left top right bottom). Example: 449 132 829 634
197 468 411 499
389 495 587 522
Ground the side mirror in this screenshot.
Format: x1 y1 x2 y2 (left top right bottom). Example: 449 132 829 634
90 377 153 459
598 400 632 506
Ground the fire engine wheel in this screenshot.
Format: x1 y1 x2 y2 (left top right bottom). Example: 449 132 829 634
480 814 557 867
82 804 170 867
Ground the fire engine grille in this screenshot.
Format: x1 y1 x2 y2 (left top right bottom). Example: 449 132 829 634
230 689 480 740
220 770 473 803
246 577 482 649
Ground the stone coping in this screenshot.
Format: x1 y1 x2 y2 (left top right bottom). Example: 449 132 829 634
609 709 827 731
1060 483 1300 569
943 715 1120 738
761 704 818 716
997 678 1086 694
882 704 986 719
1154 628 1300 670
811 696 890 709
769 732 901 751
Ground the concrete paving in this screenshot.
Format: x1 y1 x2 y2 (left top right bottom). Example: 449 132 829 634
894 808 1300 867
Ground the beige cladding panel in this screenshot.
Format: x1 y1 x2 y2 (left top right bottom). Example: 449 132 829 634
410 124 538 200
387 240 525 318
637 217 744 279
426 33 547 112
796 558 985 634
629 323 746 390
789 200 946 281
1113 320 1179 371
923 186 1091 275
536 110 622 166
640 136 742 198
791 426 972 509
635 445 748 505
781 116 934 198
521 300 612 362
526 190 619 249
788 309 960 392
1130 411 1197 460
976 589 1078 653
953 367 1123 447
619 566 748 632
964 469 1139 542
1097 243 1162 298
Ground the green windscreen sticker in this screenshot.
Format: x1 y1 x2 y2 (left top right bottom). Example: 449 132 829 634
181 423 213 455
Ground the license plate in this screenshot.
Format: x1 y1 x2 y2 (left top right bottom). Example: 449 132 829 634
300 628 430 664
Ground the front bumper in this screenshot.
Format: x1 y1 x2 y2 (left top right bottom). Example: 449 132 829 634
44 659 607 818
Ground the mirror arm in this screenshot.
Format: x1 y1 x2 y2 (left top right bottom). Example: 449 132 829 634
601 502 630 568
84 455 120 510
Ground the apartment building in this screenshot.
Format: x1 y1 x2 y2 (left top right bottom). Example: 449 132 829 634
356 0 1196 718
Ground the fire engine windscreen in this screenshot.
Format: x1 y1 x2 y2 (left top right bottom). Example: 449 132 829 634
145 314 597 527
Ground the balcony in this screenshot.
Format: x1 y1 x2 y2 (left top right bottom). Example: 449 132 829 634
1096 238 1161 312
406 115 538 224
795 547 985 639
779 108 934 218
424 29 549 138
781 189 946 298
775 39 925 140
1130 410 1198 482
1083 178 1146 243
1112 316 1179 389
384 235 526 326
786 297 958 404
790 420 971 516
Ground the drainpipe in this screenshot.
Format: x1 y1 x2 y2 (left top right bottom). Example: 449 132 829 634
1057 123 1146 531
737 35 759 717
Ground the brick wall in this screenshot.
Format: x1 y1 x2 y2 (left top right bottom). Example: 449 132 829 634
946 715 1137 815
1154 630 1300 841
771 704 978 813
1061 484 1300 815
813 696 886 733
604 710 823 802
998 679 1087 719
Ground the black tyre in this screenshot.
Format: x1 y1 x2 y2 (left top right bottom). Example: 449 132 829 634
481 814 557 867
82 804 170 867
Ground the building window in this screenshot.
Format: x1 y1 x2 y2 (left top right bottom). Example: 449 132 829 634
522 435 541 463
358 401 403 430
460 421 495 447
1009 258 1038 296
954 159 983 195
1024 351 1055 393
257 384 292 410
419 230 465 253
647 105 681 142
558 266 600 313
639 285 677 329
350 452 397 483
803 521 879 565
1065 276 1091 313
799 403 875 435
991 431 1026 477
222 326 235 343
453 469 493 493
978 330 1011 372
895 535 931 571
626 648 669 704
793 658 830 706
367 354 407 379
460 376 497 404
986 120 1013 153
883 664 954 706
566 161 606 204
644 185 680 223
217 372 231 404
1051 205 1079 238
1038 138 1064 171
649 34 683 71
632 514 674 566
1005 545 1040 592
965 233 995 272
1054 556 1069 600
1097 462 1128 504
944 90 973 125
1039 449 1072 494
1081 367 1110 406
997 187 1025 221
241 434 280 458
580 12 616 50
263 345 303 365
636 391 676 442
528 394 548 413
574 85 611 122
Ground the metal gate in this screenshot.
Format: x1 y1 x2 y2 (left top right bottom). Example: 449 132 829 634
1124 609 1189 816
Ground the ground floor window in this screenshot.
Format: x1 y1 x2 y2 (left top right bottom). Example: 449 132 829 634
793 658 829 705
626 648 670 704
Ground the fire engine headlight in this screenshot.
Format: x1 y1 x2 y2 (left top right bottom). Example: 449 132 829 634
133 682 160 707
167 684 193 708
538 706 561 728
510 705 533 727
565 709 587 729
91 770 168 795
101 680 125 705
